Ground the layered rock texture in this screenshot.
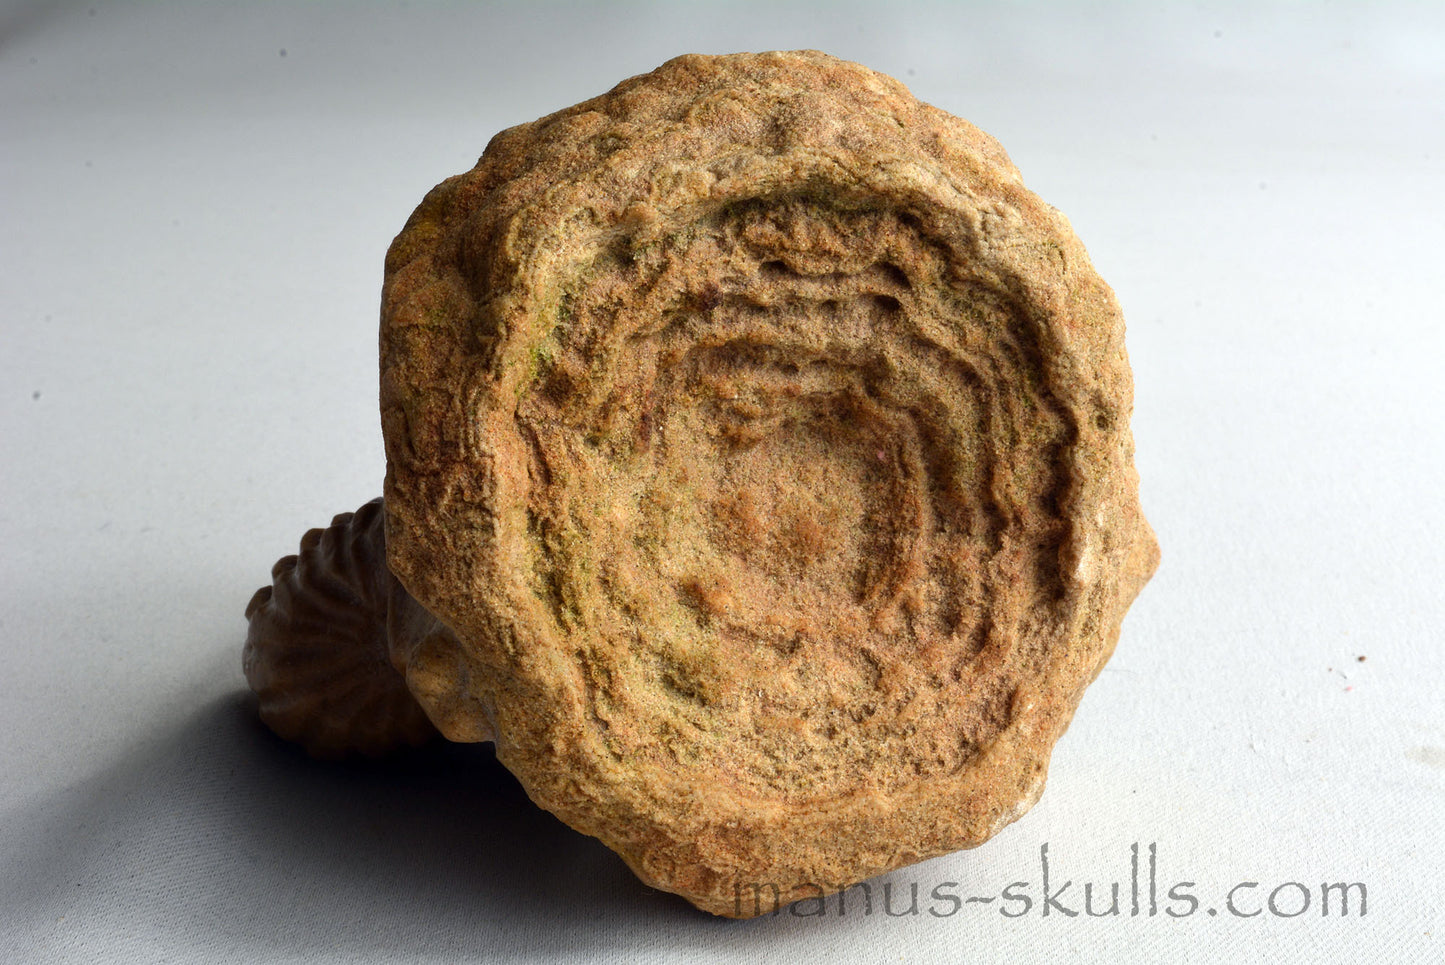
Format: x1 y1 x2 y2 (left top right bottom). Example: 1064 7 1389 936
245 50 1158 918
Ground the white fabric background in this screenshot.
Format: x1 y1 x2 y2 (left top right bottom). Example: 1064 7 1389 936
3 2 1442 962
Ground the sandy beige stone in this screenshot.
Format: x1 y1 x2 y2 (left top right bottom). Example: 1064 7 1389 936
246 50 1158 918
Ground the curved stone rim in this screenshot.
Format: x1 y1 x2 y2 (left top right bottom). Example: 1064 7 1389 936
378 50 1152 915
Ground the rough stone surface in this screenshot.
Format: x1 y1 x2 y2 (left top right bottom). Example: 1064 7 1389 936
252 50 1159 918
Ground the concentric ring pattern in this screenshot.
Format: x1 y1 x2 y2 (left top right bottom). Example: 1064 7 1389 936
512 192 1076 802
377 51 1158 915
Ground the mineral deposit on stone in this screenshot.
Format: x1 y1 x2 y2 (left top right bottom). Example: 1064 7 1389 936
245 50 1159 918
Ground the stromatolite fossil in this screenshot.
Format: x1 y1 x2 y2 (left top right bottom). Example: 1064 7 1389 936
244 50 1158 918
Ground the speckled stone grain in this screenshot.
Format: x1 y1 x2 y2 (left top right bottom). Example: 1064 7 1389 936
369 50 1158 917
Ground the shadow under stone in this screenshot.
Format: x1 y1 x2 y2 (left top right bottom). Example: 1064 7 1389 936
4 689 732 961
